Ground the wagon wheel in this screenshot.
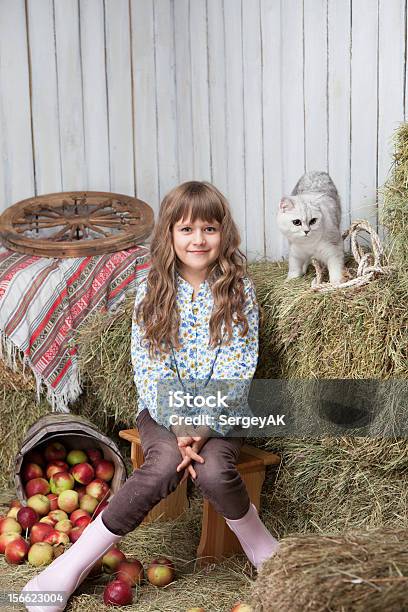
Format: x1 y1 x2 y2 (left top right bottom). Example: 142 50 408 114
0 191 154 258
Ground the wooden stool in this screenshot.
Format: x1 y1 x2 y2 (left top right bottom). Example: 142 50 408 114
119 428 280 565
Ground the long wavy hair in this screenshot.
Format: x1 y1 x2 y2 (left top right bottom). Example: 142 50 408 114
135 181 253 357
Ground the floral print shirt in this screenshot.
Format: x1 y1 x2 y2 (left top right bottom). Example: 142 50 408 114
131 273 259 435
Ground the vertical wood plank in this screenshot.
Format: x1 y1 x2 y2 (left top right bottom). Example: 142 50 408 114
174 0 194 184
0 0 34 212
224 0 247 254
350 0 379 227
105 0 135 195
26 0 62 196
261 0 285 260
242 0 264 259
328 0 351 230
190 0 211 180
153 0 178 200
207 0 228 194
280 0 305 197
131 0 160 212
304 0 328 172
54 0 86 189
79 0 110 191
377 0 405 208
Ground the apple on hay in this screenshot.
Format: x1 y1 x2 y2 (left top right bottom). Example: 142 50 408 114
28 542 54 567
103 579 133 606
146 557 175 587
5 536 30 564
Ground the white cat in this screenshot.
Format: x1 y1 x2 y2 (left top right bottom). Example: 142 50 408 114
277 171 345 284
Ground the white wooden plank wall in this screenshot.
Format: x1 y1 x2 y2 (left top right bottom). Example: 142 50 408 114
0 0 407 261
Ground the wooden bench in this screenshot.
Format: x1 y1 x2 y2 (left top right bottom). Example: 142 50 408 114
119 428 280 566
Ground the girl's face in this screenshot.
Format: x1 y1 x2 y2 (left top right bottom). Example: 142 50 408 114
172 216 221 275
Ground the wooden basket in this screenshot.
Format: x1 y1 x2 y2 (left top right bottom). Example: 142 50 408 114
15 414 128 503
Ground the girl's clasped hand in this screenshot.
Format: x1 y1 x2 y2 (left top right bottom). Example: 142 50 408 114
172 426 212 483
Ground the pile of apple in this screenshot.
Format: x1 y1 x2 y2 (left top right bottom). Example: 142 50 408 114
99 550 176 606
0 440 114 568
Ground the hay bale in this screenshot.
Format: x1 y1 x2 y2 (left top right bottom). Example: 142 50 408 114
250 528 408 612
249 261 407 380
259 437 408 538
381 122 408 268
77 295 137 427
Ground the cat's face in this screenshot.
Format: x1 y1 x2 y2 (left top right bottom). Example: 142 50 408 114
277 195 323 239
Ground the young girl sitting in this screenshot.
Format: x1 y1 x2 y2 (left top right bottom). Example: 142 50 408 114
23 181 279 612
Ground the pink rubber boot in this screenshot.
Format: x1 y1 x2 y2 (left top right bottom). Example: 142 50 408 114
225 503 280 570
21 512 121 612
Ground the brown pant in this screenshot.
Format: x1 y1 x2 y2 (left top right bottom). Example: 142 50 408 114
102 408 250 536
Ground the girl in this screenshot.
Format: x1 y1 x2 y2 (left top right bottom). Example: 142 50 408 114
23 181 279 612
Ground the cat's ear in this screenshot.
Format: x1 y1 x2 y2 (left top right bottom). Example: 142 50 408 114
279 197 294 211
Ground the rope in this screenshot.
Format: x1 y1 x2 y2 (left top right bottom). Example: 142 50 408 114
311 219 393 293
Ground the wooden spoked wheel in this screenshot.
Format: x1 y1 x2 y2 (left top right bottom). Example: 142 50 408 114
0 191 154 257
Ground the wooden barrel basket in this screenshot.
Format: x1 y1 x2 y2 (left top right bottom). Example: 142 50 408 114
15 414 127 504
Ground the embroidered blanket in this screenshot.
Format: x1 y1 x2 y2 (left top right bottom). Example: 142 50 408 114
0 245 150 412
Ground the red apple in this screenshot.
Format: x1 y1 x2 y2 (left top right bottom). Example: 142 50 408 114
5 537 30 564
117 559 144 586
22 462 43 482
0 517 22 536
50 471 75 495
103 579 133 606
79 494 99 514
146 557 175 587
47 493 59 511
46 461 69 480
27 494 50 516
66 449 88 466
70 462 94 485
102 547 126 574
86 448 103 466
74 516 91 529
45 531 70 547
69 525 86 543
30 522 53 544
54 520 72 535
43 529 67 546
25 450 45 467
69 509 90 524
48 510 68 523
230 604 254 612
44 441 67 462
0 533 22 554
26 478 50 497
58 490 79 513
95 460 114 482
85 479 110 502
93 500 109 517
28 542 54 566
17 507 39 530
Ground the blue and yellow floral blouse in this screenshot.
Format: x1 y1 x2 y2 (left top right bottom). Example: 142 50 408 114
131 272 259 435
